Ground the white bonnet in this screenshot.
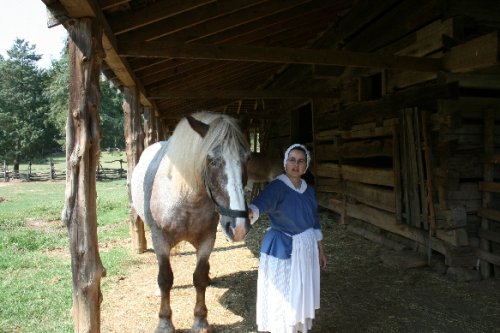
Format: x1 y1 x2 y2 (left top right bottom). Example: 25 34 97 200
283 143 311 170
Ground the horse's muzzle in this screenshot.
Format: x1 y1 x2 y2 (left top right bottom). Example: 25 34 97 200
221 216 250 242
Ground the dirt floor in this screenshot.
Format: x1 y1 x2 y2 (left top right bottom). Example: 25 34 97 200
100 211 500 333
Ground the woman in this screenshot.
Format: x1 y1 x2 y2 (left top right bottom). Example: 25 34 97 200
248 143 327 333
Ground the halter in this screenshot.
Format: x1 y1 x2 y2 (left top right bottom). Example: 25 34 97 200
203 169 248 219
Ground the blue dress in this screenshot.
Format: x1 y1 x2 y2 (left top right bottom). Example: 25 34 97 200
250 174 323 258
249 174 323 333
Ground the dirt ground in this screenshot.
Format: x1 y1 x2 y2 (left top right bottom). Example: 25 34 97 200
100 211 500 333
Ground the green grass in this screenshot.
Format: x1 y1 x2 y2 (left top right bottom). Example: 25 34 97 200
0 177 135 333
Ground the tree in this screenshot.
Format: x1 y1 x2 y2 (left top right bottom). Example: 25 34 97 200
100 80 125 149
45 46 69 148
0 39 59 169
46 48 125 151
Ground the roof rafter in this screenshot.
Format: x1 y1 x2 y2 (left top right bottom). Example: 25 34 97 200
118 40 443 72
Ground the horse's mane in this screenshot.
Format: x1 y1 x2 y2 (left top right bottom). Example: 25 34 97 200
165 111 249 191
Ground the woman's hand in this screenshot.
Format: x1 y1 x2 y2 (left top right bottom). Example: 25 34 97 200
318 241 327 270
247 209 253 221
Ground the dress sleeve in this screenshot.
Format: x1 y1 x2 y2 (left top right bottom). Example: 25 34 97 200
250 180 282 215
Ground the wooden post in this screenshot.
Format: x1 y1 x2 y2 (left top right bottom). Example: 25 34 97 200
3 160 7 182
481 109 494 278
155 111 165 141
28 161 32 182
143 106 155 148
50 159 55 180
123 86 147 253
61 18 105 333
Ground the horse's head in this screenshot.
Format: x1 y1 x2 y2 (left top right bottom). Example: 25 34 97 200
187 114 251 242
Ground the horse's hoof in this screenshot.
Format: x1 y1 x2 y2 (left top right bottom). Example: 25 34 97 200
191 318 212 333
155 318 175 333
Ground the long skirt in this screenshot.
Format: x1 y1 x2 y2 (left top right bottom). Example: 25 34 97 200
256 228 320 333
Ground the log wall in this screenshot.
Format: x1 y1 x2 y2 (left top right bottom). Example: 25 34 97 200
309 15 500 277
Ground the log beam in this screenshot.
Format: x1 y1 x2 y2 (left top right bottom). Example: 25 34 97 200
118 41 443 72
62 17 105 333
123 86 147 253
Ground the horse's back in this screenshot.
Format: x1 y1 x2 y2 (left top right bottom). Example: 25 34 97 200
130 141 169 222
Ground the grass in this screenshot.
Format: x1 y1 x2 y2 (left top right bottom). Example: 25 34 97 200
0 169 134 333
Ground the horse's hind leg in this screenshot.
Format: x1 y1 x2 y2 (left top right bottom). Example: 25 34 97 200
191 236 216 333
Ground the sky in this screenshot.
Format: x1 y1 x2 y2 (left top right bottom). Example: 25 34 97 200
0 1 67 68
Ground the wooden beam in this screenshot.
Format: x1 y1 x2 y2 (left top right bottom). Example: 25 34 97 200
443 31 500 72
118 41 443 72
63 17 104 333
107 0 216 34
147 89 339 99
55 0 153 107
479 181 500 193
118 0 302 43
327 82 459 129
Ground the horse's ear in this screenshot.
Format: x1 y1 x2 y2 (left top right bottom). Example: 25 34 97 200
186 115 209 137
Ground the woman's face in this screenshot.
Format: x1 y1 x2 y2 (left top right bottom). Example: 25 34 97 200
285 148 307 179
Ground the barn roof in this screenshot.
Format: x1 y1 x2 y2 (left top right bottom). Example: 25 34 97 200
42 0 500 128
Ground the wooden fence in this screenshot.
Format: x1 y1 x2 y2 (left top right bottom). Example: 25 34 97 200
1 159 127 182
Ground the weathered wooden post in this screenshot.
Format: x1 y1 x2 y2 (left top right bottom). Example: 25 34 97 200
28 161 32 181
61 17 105 333
50 159 55 180
3 160 7 182
123 87 147 253
143 106 155 148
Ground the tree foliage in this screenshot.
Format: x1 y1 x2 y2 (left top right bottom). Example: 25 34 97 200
0 39 58 163
0 38 127 165
45 45 125 151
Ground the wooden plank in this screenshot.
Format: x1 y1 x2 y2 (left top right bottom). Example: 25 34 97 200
315 139 393 160
107 0 216 34
479 181 500 193
336 82 459 128
482 154 500 164
481 109 494 277
443 31 500 72
116 0 269 42
393 124 403 223
315 163 340 178
478 229 500 245
341 165 394 187
315 120 397 141
315 178 343 194
53 0 153 106
147 89 338 99
477 208 500 223
404 108 421 228
344 0 445 52
438 97 500 114
343 180 396 213
317 0 400 47
118 41 443 72
321 196 448 255
439 72 500 90
477 249 500 266
315 163 394 187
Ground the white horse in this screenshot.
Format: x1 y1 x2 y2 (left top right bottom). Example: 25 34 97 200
131 111 251 333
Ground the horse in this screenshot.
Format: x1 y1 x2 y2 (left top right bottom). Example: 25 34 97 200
246 151 283 183
130 111 251 333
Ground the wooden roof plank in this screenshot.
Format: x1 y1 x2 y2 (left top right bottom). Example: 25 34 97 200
107 0 217 34
118 40 443 72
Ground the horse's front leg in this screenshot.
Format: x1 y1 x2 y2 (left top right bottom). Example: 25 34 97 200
191 236 216 333
156 253 175 333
